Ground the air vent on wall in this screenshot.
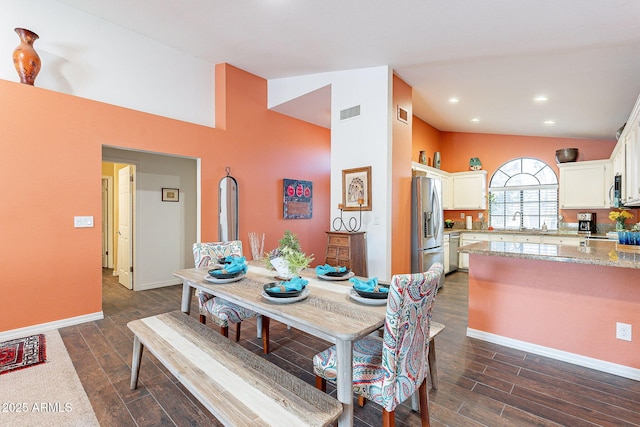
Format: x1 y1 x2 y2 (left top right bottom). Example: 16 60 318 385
339 105 361 121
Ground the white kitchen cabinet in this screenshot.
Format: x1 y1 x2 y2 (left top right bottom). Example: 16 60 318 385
514 235 542 243
610 92 640 206
542 236 580 246
412 162 452 209
443 235 450 274
459 233 490 269
624 119 640 205
490 234 513 242
452 170 487 210
559 160 611 209
412 163 486 210
441 175 453 210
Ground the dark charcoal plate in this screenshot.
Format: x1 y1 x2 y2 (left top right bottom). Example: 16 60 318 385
324 268 351 277
208 269 241 279
353 283 390 299
263 283 303 298
218 257 231 264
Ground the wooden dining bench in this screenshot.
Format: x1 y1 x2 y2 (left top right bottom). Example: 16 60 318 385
128 311 342 427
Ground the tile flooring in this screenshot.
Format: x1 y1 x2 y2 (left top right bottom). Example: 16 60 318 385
57 270 640 426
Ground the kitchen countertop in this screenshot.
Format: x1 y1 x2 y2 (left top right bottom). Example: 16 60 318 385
444 228 612 239
458 239 640 269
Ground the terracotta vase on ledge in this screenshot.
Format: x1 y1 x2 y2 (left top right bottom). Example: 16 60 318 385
12 28 41 86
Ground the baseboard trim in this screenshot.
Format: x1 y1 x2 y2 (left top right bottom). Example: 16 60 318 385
467 328 640 381
0 312 104 341
135 279 182 291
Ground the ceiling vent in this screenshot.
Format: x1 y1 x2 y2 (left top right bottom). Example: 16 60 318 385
339 105 361 121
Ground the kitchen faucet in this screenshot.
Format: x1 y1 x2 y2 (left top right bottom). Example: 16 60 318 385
512 211 523 230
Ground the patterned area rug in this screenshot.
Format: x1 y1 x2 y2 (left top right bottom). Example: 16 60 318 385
0 334 46 375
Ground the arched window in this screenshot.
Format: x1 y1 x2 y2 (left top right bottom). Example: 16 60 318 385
489 158 558 230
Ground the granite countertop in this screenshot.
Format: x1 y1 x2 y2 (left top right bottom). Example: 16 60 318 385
458 239 640 269
444 228 612 239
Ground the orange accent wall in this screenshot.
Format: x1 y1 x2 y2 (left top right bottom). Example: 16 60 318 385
468 254 640 369
412 123 621 225
412 117 441 166
439 131 616 174
0 64 330 332
391 75 413 275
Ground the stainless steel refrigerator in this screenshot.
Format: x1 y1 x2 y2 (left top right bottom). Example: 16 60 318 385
411 176 445 288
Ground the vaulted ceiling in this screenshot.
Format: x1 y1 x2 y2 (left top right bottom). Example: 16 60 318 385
58 0 640 140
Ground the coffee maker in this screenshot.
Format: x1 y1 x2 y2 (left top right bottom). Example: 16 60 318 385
577 212 596 234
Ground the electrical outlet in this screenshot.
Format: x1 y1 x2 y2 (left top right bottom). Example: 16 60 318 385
460 213 465 218
616 322 632 341
478 212 484 219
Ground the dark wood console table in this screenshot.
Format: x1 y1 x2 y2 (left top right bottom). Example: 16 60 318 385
325 231 368 277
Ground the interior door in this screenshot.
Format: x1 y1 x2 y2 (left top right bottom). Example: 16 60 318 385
102 178 109 268
118 165 134 289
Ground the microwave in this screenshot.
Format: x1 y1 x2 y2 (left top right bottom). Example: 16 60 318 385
610 173 623 207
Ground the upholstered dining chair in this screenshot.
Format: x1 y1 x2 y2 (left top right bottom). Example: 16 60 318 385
313 263 443 427
193 241 270 353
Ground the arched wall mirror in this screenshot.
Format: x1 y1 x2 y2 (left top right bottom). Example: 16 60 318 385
219 168 238 241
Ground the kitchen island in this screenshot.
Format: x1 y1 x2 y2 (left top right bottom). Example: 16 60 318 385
459 239 640 380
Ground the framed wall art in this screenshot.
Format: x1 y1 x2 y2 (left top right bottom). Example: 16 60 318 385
283 178 313 219
342 166 371 211
162 188 179 202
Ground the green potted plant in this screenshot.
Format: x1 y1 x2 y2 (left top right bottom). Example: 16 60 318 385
264 230 314 278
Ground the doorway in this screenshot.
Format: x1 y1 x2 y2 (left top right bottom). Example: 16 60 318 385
102 147 199 292
101 176 114 269
102 161 136 289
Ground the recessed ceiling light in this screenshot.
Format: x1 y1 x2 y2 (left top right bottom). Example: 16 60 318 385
544 120 556 125
534 95 549 103
448 97 459 104
470 118 480 123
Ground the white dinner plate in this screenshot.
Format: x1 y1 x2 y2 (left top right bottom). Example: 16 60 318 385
317 271 355 281
261 287 310 304
348 289 388 306
204 273 245 284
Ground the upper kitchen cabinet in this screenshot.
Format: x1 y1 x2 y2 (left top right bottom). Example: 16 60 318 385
610 93 640 206
412 163 485 209
622 110 640 205
559 159 612 209
452 171 487 209
412 162 452 209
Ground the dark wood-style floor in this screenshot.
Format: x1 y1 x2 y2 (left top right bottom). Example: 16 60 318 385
58 269 640 426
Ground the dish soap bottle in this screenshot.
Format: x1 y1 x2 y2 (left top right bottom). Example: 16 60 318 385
542 222 548 232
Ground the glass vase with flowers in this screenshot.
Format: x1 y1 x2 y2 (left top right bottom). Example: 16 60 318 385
609 209 633 231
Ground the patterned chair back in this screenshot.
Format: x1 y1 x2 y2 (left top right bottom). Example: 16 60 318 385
379 262 443 412
193 241 243 267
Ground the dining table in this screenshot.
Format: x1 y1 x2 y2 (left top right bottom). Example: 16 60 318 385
174 261 387 427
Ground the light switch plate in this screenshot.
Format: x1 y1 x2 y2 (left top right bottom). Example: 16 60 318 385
74 216 94 228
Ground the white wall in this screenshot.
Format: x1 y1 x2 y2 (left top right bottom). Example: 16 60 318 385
269 66 394 280
1 0 214 127
103 147 198 291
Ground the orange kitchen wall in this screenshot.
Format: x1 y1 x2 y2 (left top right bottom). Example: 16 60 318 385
439 131 616 173
468 254 640 369
412 125 620 225
412 117 441 167
439 132 621 226
391 74 413 275
0 63 330 332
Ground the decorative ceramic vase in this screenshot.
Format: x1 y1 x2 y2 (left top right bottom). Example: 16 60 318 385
13 28 41 86
419 151 427 165
469 157 482 170
433 151 441 169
